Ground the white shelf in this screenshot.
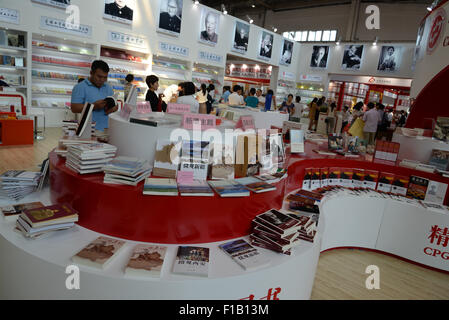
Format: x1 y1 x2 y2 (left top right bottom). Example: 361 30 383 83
32 76 79 84
102 56 150 66
0 65 27 71
32 45 95 58
0 45 27 52
32 61 90 71
32 92 71 97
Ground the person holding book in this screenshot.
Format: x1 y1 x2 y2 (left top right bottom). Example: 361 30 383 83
71 60 117 132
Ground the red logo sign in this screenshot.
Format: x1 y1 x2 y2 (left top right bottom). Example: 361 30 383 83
423 225 449 260
240 287 282 300
427 8 447 54
443 36 449 47
368 77 375 83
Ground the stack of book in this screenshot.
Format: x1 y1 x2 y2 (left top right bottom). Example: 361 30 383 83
235 176 277 193
62 120 95 137
208 180 250 197
143 178 178 196
103 156 152 186
0 170 42 201
250 209 305 255
55 136 99 157
256 168 288 184
15 203 79 239
285 190 322 214
66 143 117 174
178 180 215 197
0 201 44 221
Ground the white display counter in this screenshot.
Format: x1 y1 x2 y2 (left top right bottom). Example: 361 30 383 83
392 132 449 162
1 187 448 299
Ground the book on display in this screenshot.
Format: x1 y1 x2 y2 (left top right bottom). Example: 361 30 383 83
254 209 301 237
103 156 152 186
21 203 78 228
76 103 94 137
16 216 75 238
377 172 395 193
71 236 126 270
310 168 321 190
218 239 270 271
66 143 117 174
249 233 291 255
406 176 429 200
143 178 178 196
125 244 167 277
178 180 215 196
391 175 409 196
172 246 210 277
234 177 276 193
153 139 181 179
302 168 312 190
0 170 42 200
0 202 44 221
207 180 250 197
424 180 448 204
290 129 304 153
429 149 449 171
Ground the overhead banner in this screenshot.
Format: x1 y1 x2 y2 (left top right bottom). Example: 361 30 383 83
40 16 92 38
108 31 146 48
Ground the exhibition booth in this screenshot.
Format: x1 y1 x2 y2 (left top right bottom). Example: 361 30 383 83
1 0 449 301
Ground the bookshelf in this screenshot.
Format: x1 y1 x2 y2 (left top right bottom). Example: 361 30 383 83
100 46 150 102
296 81 324 104
31 34 95 109
276 79 297 103
192 62 222 98
0 27 28 98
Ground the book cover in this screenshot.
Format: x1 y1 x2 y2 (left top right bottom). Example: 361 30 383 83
76 103 94 137
302 168 312 191
328 167 341 186
352 169 365 188
249 233 291 255
0 202 44 221
339 168 354 188
406 176 429 200
72 236 126 270
377 172 395 193
391 175 409 196
429 149 449 171
153 140 181 179
363 170 379 190
207 180 250 197
310 168 321 190
255 209 301 236
219 239 270 271
180 161 209 181
290 129 304 153
235 177 276 193
210 143 234 180
320 167 329 188
172 246 209 277
142 178 178 196
328 134 344 151
178 180 214 197
424 180 448 204
125 244 167 277
21 203 78 228
295 189 324 202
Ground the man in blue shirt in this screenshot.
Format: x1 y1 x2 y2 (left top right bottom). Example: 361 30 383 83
220 86 231 103
71 60 117 131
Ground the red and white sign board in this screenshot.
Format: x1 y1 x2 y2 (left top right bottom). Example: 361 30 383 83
182 113 216 130
167 103 191 115
427 7 447 55
235 115 255 131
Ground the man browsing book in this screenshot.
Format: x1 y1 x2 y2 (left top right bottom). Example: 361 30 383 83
71 60 117 132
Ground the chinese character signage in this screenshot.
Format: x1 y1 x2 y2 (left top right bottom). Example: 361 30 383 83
136 102 152 114
120 103 135 121
159 41 189 57
167 103 191 115
198 51 223 64
182 113 216 130
0 8 19 25
40 16 92 38
108 31 146 48
235 116 255 131
32 0 70 9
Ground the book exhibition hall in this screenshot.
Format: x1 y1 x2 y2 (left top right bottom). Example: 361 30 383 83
1 0 449 302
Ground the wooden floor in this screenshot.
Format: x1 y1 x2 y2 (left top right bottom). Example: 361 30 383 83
1 127 449 299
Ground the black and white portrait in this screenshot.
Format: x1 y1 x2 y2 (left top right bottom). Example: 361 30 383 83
103 0 134 25
31 0 70 8
310 45 329 68
199 9 219 45
232 21 250 53
158 0 183 35
377 45 402 72
259 31 274 59
341 44 364 70
280 39 294 65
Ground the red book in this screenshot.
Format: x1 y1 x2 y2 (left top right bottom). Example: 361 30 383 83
254 209 301 237
21 203 78 228
391 175 410 196
377 172 395 193
352 169 365 188
363 170 379 190
328 167 341 186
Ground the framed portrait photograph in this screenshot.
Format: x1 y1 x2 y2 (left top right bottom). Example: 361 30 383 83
259 31 274 60
232 21 250 54
103 0 135 25
199 8 220 46
31 0 70 9
341 44 364 70
377 45 402 72
310 45 329 69
280 39 294 65
157 0 183 36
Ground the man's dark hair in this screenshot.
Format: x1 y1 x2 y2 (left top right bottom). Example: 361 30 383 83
146 75 159 87
267 89 274 95
295 96 301 103
78 78 85 83
377 103 385 110
367 102 375 109
125 74 134 83
207 84 215 91
249 88 256 95
233 85 240 92
288 94 293 98
224 86 231 91
183 82 196 96
91 60 110 73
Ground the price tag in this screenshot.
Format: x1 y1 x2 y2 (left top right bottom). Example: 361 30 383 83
167 103 191 115
182 113 216 130
136 101 152 114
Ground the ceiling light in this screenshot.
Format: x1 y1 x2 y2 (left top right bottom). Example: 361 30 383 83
373 36 378 46
194 0 199 5
427 6 432 11
336 37 341 46
247 15 253 24
251 4 255 8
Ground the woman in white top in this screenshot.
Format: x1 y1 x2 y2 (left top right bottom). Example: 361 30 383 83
176 82 199 113
196 83 208 114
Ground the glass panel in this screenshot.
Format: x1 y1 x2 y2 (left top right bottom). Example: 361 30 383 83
294 31 302 42
330 30 337 41
301 31 308 42
315 31 322 42
322 30 330 41
308 31 315 42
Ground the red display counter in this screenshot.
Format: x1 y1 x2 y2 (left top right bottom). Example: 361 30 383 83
49 140 449 244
